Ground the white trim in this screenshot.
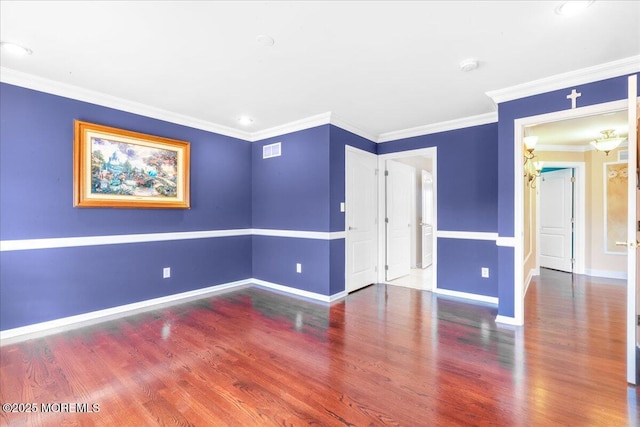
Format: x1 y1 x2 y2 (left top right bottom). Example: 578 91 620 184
0 228 346 251
250 112 331 142
0 278 348 345
538 141 629 153
433 288 498 305
584 269 628 280
377 112 497 143
0 279 253 345
331 115 378 143
0 67 252 141
496 236 516 247
252 229 346 240
252 279 346 303
524 267 538 298
0 229 253 251
486 56 640 104
436 230 498 241
495 315 522 326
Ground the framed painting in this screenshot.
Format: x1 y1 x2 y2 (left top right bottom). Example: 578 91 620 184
604 161 627 254
74 120 190 209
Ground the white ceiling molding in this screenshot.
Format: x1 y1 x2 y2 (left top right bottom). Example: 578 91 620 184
0 67 252 141
537 140 629 153
329 114 378 143
249 112 332 142
486 55 640 105
377 112 498 143
536 144 591 153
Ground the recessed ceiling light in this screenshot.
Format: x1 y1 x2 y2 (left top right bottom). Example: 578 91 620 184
256 35 275 47
237 116 254 126
555 1 595 16
459 58 479 72
0 41 32 56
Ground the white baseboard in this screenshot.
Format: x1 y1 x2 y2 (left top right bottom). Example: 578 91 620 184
433 288 498 305
584 269 627 280
495 315 524 326
524 267 539 297
0 278 347 345
0 279 252 346
252 279 347 303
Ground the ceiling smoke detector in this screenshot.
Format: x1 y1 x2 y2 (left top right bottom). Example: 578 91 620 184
459 58 479 72
256 35 275 47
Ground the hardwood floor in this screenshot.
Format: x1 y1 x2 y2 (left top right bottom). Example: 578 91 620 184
1 269 637 426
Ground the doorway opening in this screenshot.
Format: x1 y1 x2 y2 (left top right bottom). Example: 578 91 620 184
514 96 636 384
377 147 437 292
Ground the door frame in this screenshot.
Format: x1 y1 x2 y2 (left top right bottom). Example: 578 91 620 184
513 99 628 325
535 162 586 278
345 145 379 293
377 147 438 289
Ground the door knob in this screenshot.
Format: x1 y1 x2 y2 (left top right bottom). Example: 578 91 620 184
348 226 357 231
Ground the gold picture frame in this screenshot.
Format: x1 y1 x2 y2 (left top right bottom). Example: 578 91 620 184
74 120 190 209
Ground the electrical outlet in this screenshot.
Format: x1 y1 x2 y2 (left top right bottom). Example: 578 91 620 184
163 267 171 279
296 263 302 273
481 267 489 278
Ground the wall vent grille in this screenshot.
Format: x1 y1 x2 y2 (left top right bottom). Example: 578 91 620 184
618 150 628 161
263 142 281 159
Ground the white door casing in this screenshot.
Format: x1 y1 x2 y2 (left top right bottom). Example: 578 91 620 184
625 74 638 385
386 160 414 281
345 147 378 293
539 168 574 272
421 170 433 268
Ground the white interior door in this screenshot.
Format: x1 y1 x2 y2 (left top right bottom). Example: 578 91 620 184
625 74 638 384
386 160 413 281
539 168 573 272
421 170 433 268
346 147 378 293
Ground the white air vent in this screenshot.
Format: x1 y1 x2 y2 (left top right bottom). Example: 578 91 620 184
263 142 281 159
618 150 628 161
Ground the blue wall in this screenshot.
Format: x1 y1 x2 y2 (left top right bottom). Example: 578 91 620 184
0 83 253 329
377 123 500 298
251 125 376 296
496 74 638 318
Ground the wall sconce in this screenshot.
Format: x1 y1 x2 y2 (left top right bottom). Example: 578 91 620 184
525 160 544 188
523 135 542 188
591 129 625 156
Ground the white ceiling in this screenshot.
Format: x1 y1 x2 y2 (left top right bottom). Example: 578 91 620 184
1 1 639 141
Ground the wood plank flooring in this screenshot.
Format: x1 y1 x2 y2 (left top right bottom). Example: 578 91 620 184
1 268 637 426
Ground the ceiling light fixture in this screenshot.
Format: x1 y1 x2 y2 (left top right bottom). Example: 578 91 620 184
237 116 254 126
0 41 32 56
256 35 275 47
591 129 625 156
459 58 479 72
555 1 595 16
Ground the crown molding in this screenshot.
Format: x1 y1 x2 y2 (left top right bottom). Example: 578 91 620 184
0 67 253 141
377 112 498 143
249 112 332 142
329 114 378 142
486 55 640 104
537 140 629 153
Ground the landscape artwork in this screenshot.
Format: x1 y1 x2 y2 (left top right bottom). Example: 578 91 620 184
91 138 178 198
74 120 190 209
